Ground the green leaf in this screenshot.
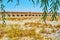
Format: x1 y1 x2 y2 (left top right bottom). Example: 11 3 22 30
32 0 35 5
1 4 5 10
36 0 39 5
0 0 2 3
1 4 5 8
1 3 6 27
52 14 55 21
16 0 19 6
7 0 13 3
42 10 47 22
40 0 44 7
52 12 57 21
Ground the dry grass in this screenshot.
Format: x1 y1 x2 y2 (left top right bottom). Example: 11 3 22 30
0 16 60 40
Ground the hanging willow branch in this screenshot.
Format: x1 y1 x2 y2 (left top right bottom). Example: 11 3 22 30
0 0 20 27
31 0 60 21
0 0 6 27
50 0 60 21
41 0 48 22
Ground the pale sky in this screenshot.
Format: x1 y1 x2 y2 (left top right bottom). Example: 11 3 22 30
0 0 60 12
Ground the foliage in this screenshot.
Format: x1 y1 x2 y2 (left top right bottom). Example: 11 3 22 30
31 0 60 21
0 0 6 27
0 0 60 24
0 0 20 27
